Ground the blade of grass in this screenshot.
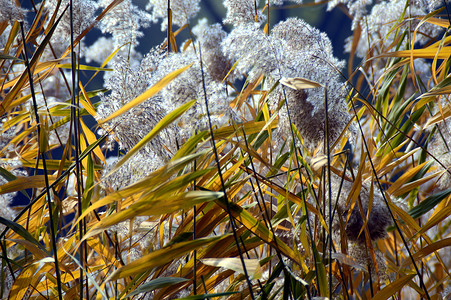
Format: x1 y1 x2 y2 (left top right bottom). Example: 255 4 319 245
109 99 196 173
97 64 193 124
107 236 227 281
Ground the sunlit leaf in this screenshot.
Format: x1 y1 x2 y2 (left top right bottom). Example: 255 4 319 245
0 175 57 195
372 274 416 300
98 63 193 124
56 63 112 71
409 188 451 219
107 236 227 280
125 277 190 297
201 257 262 280
280 77 323 90
177 292 240 299
110 99 196 172
0 217 49 255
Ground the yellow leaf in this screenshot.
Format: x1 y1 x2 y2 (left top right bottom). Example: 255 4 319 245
372 274 416 300
56 63 112 71
7 239 48 259
377 47 451 59
387 162 429 195
110 99 196 173
80 119 106 164
280 77 323 90
418 204 451 235
423 102 451 128
107 236 227 281
0 175 57 195
401 238 451 268
98 63 193 124
201 258 262 280
391 172 441 197
418 17 450 28
84 190 223 240
78 82 97 117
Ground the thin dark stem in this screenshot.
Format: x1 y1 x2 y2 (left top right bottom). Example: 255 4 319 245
266 0 270 35
193 159 197 295
349 92 431 300
20 22 63 300
198 43 255 300
239 235 267 299
324 86 333 298
0 240 14 283
193 206 197 295
167 0 171 53
280 86 318 296
0 132 109 241
239 127 303 300
318 55 451 176
200 275 210 300
69 1 85 297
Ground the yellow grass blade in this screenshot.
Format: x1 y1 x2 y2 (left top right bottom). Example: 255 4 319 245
201 258 262 280
387 161 429 195
9 264 39 299
98 63 193 124
214 198 301 265
401 238 451 268
376 47 451 59
372 274 416 300
19 159 102 170
417 201 451 235
78 82 98 117
79 152 205 224
423 102 450 128
391 172 441 197
111 99 196 172
56 63 112 71
7 239 48 259
107 236 227 281
0 175 57 194
280 77 323 90
213 119 278 140
80 119 105 164
417 16 450 28
84 190 223 239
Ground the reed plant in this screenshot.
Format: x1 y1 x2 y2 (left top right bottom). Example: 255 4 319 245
0 0 450 299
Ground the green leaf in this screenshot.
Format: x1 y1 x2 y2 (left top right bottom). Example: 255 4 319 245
409 188 451 219
313 244 328 297
62 247 108 299
177 292 240 299
0 217 49 256
82 154 94 211
124 277 190 298
0 53 23 61
111 99 197 172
